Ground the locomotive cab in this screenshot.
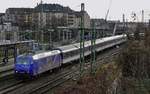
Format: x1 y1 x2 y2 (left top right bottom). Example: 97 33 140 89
15 55 33 75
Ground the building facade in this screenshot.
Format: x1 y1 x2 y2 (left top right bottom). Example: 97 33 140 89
3 3 90 30
32 3 91 29
5 8 34 30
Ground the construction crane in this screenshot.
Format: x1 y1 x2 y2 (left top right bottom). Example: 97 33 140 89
112 22 117 36
105 0 112 21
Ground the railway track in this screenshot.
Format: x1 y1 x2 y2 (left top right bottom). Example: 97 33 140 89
28 46 122 94
0 69 13 78
0 82 23 94
0 63 79 94
0 45 124 94
0 64 14 79
26 70 77 94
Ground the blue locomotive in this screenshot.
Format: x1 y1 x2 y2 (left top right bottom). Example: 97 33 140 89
15 35 127 76
15 50 62 76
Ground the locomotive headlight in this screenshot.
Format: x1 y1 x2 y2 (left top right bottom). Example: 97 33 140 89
23 62 28 65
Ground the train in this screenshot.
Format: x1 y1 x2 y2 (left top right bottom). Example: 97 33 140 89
14 34 127 77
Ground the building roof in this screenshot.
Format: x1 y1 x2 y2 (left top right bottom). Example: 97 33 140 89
6 8 34 14
34 3 74 13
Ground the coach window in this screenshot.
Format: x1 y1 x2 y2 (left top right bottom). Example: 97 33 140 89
73 50 75 56
66 53 69 58
64 53 67 59
69 52 72 57
72 51 75 56
70 51 73 56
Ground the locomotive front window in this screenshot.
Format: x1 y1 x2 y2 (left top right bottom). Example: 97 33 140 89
17 58 29 65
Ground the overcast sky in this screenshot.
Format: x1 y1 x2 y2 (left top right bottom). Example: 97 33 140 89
0 0 150 21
